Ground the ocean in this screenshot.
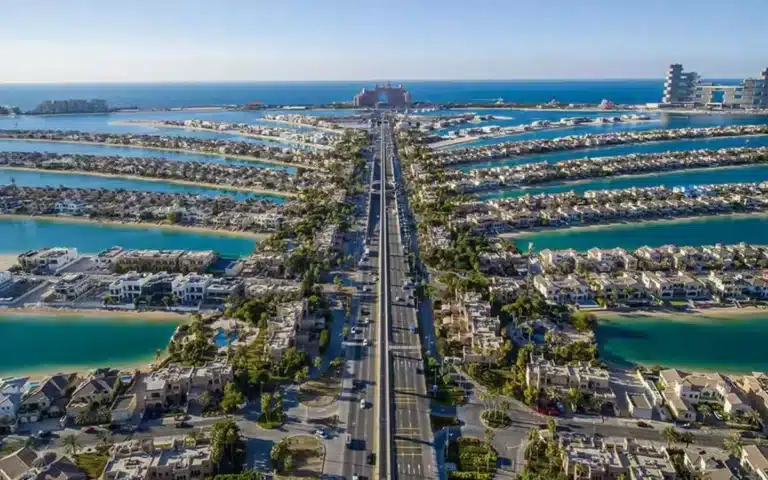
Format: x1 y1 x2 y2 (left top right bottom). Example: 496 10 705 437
597 312 768 373
0 217 259 257
0 313 180 376
511 214 768 252
0 80 678 111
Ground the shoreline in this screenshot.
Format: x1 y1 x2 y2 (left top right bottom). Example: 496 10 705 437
501 211 768 240
596 306 768 323
0 306 191 322
115 120 333 151
0 137 310 171
0 213 271 242
0 165 297 198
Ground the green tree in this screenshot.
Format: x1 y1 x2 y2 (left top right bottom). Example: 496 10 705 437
678 431 694 449
570 311 597 333
220 383 245 414
723 433 744 457
662 426 679 448
167 211 181 224
547 417 557 436
210 418 241 467
63 434 80 456
333 275 342 291
199 391 213 410
261 393 272 422
313 357 323 370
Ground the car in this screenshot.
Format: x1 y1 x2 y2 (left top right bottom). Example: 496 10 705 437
345 434 353 447
36 430 51 439
82 426 99 434
636 421 651 428
314 428 327 439
175 422 192 429
353 474 360 480
359 399 367 409
409 324 417 334
359 317 369 325
366 452 376 465
362 339 369 347
396 296 403 302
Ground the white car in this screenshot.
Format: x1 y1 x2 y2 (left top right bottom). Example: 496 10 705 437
359 399 367 409
362 339 369 347
396 296 403 302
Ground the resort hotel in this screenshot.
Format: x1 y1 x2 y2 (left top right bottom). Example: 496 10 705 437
661 63 768 108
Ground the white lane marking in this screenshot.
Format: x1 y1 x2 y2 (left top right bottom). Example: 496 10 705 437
408 464 412 475
417 464 422 475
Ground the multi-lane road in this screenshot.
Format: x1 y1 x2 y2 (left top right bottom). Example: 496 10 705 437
380 119 435 480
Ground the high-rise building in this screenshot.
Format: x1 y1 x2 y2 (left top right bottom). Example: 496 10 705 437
661 64 768 108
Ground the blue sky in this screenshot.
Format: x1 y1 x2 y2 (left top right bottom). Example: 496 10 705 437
1 0 766 82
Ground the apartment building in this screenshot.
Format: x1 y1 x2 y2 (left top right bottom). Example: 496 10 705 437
103 438 213 480
113 249 217 274
662 64 768 108
458 292 503 363
488 277 526 303
526 355 610 394
560 435 676 480
17 247 78 274
137 361 233 411
266 301 309 360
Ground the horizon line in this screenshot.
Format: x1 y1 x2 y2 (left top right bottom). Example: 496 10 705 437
0 77 750 86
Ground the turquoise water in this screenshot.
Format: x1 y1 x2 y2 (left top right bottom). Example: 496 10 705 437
513 215 768 252
597 313 768 373
0 218 258 256
0 139 296 172
0 314 179 375
445 113 768 150
457 135 768 171
213 328 239 347
481 164 768 200
0 169 286 202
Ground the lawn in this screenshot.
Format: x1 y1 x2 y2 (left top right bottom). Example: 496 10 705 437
278 435 324 478
434 383 466 406
298 373 342 408
258 412 285 429
75 453 110 479
481 410 512 429
446 437 498 480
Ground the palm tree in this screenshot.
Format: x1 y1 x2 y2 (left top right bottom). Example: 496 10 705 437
662 426 679 448
566 387 583 411
63 434 81 456
743 409 762 430
678 431 694 449
723 433 744 457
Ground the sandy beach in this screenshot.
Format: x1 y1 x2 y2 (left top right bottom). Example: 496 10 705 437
0 213 271 241
0 305 191 322
114 120 333 152
0 137 308 170
597 305 768 322
0 253 17 270
501 211 768 240
0 165 297 198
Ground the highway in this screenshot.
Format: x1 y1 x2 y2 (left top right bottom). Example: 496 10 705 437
380 118 435 480
341 122 383 480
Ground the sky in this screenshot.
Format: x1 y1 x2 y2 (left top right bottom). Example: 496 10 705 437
1 0 767 82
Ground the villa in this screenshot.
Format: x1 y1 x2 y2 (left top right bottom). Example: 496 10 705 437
17 374 76 424
533 274 592 305
439 292 504 363
0 448 86 480
741 445 768 480
640 271 709 300
17 248 79 275
266 300 324 360
659 369 752 422
132 361 233 412
52 273 92 301
65 368 121 423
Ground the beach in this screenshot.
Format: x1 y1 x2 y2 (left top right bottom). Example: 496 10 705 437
0 165 296 198
0 213 272 240
597 305 768 322
0 253 17 270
